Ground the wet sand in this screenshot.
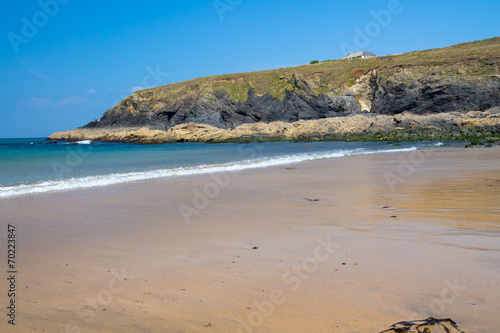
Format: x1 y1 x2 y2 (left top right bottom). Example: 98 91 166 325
1 146 499 332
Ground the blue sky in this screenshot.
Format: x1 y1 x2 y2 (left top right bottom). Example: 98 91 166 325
1 0 499 138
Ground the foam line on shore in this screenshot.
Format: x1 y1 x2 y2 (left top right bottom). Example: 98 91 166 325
0 147 416 198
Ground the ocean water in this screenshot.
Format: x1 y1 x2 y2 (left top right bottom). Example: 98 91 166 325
0 138 452 198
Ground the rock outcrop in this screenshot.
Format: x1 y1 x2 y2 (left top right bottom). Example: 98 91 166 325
49 37 500 143
48 108 500 144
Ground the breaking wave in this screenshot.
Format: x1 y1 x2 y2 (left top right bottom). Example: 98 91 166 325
0 147 417 198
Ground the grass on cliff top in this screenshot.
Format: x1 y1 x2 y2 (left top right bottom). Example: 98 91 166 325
134 37 500 102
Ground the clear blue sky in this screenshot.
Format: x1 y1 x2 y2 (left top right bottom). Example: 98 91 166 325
1 0 499 138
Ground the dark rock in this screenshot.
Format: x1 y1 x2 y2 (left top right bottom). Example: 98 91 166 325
371 70 500 115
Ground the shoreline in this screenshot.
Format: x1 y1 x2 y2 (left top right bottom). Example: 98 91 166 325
1 147 499 332
0 143 420 199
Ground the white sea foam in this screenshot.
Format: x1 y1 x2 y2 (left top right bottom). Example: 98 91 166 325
434 142 444 146
63 140 93 145
0 147 417 198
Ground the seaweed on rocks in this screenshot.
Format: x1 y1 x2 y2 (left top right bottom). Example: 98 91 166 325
380 317 466 333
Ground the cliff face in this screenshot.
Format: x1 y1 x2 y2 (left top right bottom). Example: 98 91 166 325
51 37 500 142
367 66 500 114
86 78 364 131
84 63 500 132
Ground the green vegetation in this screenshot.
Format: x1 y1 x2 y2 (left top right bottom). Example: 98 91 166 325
334 129 500 145
133 37 500 104
310 60 320 64
162 128 500 146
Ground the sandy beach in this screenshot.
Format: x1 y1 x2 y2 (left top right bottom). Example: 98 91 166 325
1 146 499 333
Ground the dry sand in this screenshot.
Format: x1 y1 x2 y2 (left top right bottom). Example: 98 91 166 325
1 146 499 332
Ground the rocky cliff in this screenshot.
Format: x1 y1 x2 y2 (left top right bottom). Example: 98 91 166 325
49 37 500 143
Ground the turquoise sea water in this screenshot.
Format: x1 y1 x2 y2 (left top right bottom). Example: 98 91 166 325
0 138 452 198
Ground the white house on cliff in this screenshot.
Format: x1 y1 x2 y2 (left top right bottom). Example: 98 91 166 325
341 51 376 60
